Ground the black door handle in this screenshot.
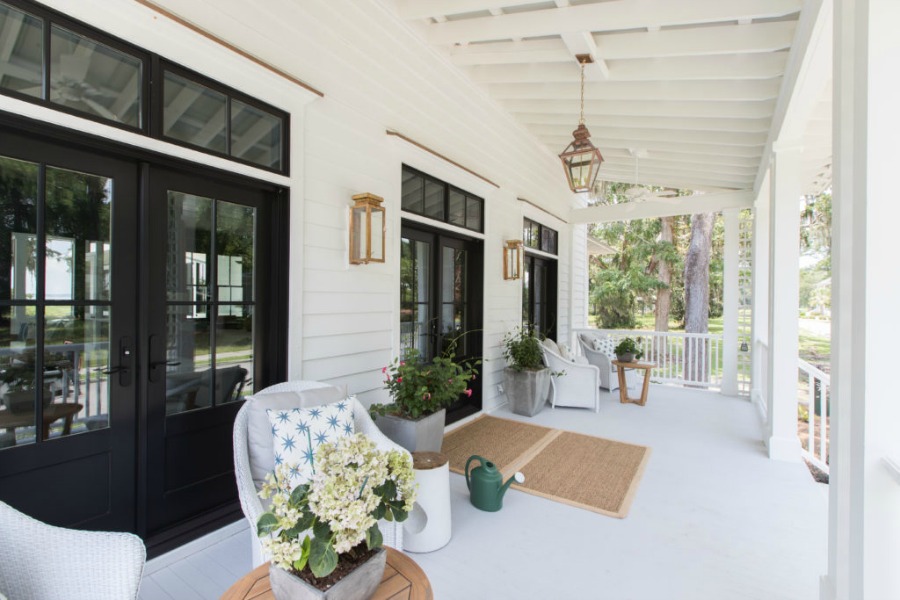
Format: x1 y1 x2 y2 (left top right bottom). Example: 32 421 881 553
150 360 181 368
99 337 132 386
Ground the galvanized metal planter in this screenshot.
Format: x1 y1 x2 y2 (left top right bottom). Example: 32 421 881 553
374 408 446 453
268 548 386 600
504 367 550 417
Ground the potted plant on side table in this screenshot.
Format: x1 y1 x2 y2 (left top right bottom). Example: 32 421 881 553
613 337 644 363
257 433 416 600
502 325 550 417
370 347 478 453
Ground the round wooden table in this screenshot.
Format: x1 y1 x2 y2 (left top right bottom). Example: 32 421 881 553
221 547 433 600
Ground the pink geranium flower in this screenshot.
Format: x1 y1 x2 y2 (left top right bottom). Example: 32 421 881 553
464 388 473 397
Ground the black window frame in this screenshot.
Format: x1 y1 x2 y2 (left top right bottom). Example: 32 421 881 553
523 217 558 255
0 0 289 175
401 165 484 234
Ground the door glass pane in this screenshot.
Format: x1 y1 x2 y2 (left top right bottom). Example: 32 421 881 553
49 25 142 127
0 155 37 302
163 71 227 153
215 305 252 403
216 201 255 303
167 192 212 302
0 306 36 448
231 99 282 170
441 246 466 355
0 2 43 98
165 304 212 415
400 238 430 358
43 309 110 437
45 166 112 301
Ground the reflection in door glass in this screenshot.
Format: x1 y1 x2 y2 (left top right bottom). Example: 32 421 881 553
164 304 212 415
400 238 430 358
215 305 252 402
0 307 37 449
167 192 212 302
216 202 255 303
441 246 467 356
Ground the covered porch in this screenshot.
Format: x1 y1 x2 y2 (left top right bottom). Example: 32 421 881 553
141 385 827 600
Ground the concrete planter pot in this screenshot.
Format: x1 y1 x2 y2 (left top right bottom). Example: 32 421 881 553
374 408 446 453
504 368 550 417
268 548 386 600
616 353 636 363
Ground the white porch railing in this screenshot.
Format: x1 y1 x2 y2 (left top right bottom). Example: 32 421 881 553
798 358 830 474
573 329 724 390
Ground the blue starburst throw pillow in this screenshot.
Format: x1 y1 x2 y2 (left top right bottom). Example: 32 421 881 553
266 399 355 490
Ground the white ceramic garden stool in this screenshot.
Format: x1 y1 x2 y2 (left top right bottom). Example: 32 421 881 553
403 451 451 553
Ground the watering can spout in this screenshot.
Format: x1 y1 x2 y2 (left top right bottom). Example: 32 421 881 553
498 471 525 503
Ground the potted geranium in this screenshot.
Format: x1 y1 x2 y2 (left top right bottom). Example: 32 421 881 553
613 337 644 363
257 433 416 600
370 347 478 452
502 325 550 417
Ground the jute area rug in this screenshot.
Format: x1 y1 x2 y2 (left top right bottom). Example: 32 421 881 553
442 415 651 518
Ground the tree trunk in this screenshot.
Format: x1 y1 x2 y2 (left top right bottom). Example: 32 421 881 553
683 212 715 384
654 216 674 332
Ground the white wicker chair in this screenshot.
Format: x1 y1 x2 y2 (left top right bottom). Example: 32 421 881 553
540 340 601 412
233 380 409 567
577 332 621 391
0 501 145 600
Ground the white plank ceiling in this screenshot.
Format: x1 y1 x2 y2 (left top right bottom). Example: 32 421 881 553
389 0 832 195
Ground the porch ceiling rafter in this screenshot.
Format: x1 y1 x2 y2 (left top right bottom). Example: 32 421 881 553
570 190 755 224
422 0 802 45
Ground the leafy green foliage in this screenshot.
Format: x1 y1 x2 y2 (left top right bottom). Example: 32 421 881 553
613 337 644 360
502 325 544 371
370 345 479 420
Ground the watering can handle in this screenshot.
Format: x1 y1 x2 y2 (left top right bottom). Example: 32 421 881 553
465 455 484 491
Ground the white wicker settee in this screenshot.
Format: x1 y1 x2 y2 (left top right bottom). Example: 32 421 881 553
0 500 146 600
577 331 621 391
233 380 409 567
540 339 601 412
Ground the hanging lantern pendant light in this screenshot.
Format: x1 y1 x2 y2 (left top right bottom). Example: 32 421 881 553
559 55 604 193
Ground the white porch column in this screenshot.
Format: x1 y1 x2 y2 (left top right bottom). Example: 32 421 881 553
750 172 771 414
825 1 900 598
721 208 740 396
765 144 802 462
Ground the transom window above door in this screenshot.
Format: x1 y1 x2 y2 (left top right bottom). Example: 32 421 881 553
401 166 484 233
0 0 288 173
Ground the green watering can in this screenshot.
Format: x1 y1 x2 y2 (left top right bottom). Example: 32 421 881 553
465 455 525 512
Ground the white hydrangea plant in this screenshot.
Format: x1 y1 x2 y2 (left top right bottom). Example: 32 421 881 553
257 433 416 578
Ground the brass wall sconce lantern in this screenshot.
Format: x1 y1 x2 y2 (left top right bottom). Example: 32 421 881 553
503 240 523 280
349 193 385 265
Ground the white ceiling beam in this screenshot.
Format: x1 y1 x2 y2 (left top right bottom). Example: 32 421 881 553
597 163 755 183
426 0 802 45
490 80 781 102
600 158 758 178
560 32 609 80
570 190 755 224
232 117 274 156
601 148 761 169
0 11 24 63
465 54 787 84
110 71 140 118
599 170 749 190
396 0 535 20
531 125 768 147
593 21 797 59
514 113 771 133
192 104 227 146
163 87 202 132
501 98 776 119
447 21 796 66
449 39 570 66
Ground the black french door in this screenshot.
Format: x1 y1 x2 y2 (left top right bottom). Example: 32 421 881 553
523 254 557 340
0 122 286 550
0 130 138 531
142 167 272 545
400 223 482 423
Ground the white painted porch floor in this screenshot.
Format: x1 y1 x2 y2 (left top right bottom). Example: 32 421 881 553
140 386 827 600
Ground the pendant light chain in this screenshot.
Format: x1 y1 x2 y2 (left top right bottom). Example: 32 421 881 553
579 60 586 126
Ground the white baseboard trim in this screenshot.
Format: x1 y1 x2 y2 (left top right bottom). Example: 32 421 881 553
144 519 249 575
751 388 767 423
819 575 835 600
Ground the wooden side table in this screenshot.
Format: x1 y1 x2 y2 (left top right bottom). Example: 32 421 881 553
0 403 83 442
221 547 433 600
611 361 655 406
